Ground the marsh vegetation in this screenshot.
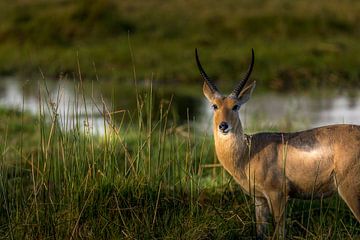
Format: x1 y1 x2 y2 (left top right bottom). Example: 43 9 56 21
0 0 359 90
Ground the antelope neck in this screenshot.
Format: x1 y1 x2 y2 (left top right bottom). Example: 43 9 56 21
213 125 248 175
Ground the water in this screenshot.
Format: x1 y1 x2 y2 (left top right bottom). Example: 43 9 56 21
238 92 360 132
1 77 360 135
0 78 106 135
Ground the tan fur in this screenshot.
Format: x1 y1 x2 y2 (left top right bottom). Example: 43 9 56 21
203 81 360 239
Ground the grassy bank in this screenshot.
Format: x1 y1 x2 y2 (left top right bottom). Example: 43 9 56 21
0 82 359 239
0 0 359 90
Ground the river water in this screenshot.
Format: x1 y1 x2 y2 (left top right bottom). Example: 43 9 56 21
1 77 360 135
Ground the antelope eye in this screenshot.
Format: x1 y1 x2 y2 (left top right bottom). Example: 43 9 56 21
232 105 240 111
212 104 218 110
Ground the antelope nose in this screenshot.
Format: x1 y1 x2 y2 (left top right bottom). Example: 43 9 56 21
219 122 229 131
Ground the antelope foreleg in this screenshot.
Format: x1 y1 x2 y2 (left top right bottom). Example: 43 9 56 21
266 191 288 239
255 197 270 239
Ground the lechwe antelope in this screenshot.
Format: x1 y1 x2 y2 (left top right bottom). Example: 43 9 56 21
195 48 360 238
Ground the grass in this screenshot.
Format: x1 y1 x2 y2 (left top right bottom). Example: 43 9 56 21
0 0 359 90
0 1 359 236
0 79 359 239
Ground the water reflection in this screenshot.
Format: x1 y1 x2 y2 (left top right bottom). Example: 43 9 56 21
1 77 360 135
238 92 360 132
0 79 38 114
0 78 107 135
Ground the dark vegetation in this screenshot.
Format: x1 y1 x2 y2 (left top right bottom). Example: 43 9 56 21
0 0 359 90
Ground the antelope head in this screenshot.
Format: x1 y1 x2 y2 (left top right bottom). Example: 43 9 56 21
195 49 256 136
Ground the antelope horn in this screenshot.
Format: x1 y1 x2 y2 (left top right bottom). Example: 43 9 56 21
230 48 255 97
195 48 219 93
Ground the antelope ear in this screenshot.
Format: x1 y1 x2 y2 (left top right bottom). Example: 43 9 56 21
203 82 215 102
237 81 256 105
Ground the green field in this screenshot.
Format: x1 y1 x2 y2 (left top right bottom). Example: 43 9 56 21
0 0 359 90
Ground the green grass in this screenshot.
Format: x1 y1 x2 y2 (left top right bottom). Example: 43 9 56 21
0 0 359 90
0 81 359 239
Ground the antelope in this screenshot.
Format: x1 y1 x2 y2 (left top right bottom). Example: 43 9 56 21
195 48 360 238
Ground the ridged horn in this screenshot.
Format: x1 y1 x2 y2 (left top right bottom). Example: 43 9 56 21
230 48 255 97
195 48 219 93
